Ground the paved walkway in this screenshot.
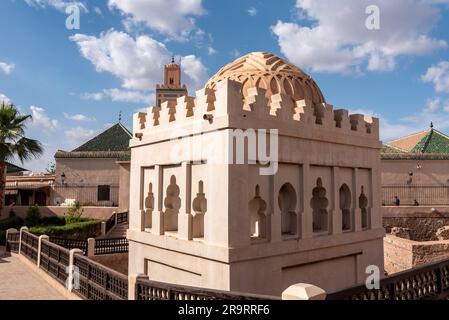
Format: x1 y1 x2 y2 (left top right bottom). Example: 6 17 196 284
0 248 67 300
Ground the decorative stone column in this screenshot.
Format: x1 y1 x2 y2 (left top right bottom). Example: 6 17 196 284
87 238 95 257
37 235 49 268
178 162 193 240
68 249 83 292
19 226 29 255
128 274 149 300
151 165 164 235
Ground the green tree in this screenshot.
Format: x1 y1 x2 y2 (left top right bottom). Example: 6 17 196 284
0 103 43 211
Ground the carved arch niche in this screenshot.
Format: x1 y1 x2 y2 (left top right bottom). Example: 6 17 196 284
144 182 154 229
163 175 181 232
192 180 207 238
279 183 298 236
249 185 267 240
311 178 329 233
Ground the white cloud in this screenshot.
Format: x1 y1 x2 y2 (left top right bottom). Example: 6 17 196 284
30 106 59 132
24 0 87 12
108 0 205 41
63 113 96 121
70 29 208 93
82 88 154 104
94 7 102 15
207 47 217 55
248 7 258 16
0 93 11 105
0 62 15 75
65 127 97 148
424 97 441 113
272 0 448 74
422 61 449 93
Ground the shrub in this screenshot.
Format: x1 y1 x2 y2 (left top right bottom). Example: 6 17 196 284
65 201 84 224
0 216 24 231
25 205 41 227
9 210 16 218
30 219 101 240
39 216 66 226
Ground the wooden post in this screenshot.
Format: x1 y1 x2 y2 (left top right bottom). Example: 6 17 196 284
19 226 29 255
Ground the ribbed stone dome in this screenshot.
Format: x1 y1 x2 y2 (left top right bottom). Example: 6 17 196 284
206 52 326 105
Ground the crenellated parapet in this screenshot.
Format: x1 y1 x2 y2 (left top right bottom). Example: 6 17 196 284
132 79 380 144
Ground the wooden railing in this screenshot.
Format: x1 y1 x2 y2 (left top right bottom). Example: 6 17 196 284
39 239 70 286
20 231 39 264
105 213 116 234
116 211 128 224
73 253 128 300
50 237 88 255
135 277 279 300
94 238 128 255
326 257 449 300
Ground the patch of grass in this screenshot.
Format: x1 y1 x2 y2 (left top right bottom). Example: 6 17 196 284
30 219 101 240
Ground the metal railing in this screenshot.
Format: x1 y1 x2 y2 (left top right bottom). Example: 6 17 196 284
326 257 449 300
73 253 128 300
382 185 449 206
135 277 279 300
52 185 120 207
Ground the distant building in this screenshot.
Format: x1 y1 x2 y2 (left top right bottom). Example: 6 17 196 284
155 57 188 107
5 162 55 206
54 123 131 210
381 123 449 205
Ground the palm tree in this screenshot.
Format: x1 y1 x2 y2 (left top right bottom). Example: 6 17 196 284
0 102 43 212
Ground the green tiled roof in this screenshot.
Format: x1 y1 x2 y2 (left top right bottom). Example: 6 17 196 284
55 150 130 159
410 129 449 153
382 144 405 154
6 162 27 173
73 123 132 152
381 127 449 160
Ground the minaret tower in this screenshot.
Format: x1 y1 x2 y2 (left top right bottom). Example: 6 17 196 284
155 56 188 107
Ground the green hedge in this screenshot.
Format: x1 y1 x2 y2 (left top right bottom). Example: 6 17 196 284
0 216 24 231
30 219 101 240
0 230 5 246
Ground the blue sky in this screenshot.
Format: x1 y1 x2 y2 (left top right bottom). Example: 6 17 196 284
1 0 449 171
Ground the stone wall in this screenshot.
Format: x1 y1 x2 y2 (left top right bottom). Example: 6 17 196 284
382 206 449 241
91 253 128 275
384 234 449 274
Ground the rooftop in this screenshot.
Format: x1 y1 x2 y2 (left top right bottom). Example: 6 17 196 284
55 123 132 159
382 124 449 159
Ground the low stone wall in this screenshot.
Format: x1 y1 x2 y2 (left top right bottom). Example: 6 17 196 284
384 234 449 274
382 206 449 241
0 206 117 220
91 253 128 275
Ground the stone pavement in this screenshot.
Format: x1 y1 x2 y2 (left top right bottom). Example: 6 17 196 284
0 247 67 300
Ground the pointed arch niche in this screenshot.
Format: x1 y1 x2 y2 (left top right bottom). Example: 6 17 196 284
249 185 268 240
163 175 181 232
339 184 352 231
278 183 297 236
359 186 369 230
144 182 154 229
192 180 207 238
311 178 329 233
